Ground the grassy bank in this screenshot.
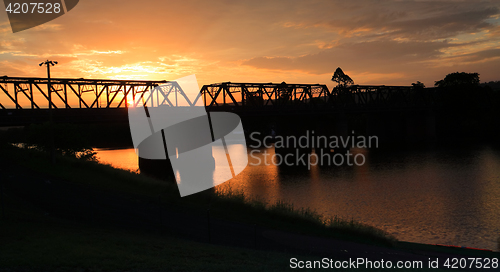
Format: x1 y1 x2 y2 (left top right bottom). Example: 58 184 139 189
1 190 458 272
0 143 399 271
0 187 300 272
0 143 395 246
1 143 497 271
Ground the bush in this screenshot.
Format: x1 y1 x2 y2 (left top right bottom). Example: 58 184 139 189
21 122 97 161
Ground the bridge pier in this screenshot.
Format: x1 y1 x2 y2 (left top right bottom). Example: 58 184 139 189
404 110 436 144
273 115 313 162
334 111 348 139
268 112 361 166
365 112 401 146
364 110 436 147
138 156 176 181
137 133 216 184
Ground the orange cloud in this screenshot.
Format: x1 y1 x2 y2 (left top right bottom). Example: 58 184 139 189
0 0 499 88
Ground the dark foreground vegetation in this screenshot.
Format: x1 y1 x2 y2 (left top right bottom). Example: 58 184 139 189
1 140 498 271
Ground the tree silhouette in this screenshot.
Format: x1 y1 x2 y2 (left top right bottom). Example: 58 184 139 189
331 67 354 87
434 71 484 115
412 81 425 88
434 72 479 88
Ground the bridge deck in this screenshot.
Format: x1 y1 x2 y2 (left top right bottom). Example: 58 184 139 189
0 76 441 126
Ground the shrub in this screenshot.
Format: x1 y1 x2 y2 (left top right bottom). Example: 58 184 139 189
21 122 97 161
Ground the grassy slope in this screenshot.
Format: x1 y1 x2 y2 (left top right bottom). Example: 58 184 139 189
0 144 395 246
0 191 296 272
1 185 454 272
0 144 496 271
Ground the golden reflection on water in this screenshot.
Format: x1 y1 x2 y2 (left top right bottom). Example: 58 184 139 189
95 145 500 250
215 145 281 205
94 147 140 173
216 145 500 250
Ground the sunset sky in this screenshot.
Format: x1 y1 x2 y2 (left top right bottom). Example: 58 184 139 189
1 0 499 89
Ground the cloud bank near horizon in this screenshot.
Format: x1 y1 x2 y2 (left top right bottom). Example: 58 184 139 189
0 0 499 88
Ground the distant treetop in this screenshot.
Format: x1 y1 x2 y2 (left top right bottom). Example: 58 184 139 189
412 81 425 88
331 67 354 87
434 72 480 88
481 81 500 91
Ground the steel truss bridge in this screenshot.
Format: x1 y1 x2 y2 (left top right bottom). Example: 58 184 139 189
0 77 169 110
0 76 438 125
201 82 436 112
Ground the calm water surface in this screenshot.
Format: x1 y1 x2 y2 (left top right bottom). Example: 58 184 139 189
95 145 500 250
94 147 140 173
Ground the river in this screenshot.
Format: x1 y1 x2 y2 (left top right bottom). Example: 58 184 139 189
94 144 500 251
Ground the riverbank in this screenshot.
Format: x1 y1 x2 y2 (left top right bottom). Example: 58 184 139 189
0 144 498 271
0 143 396 245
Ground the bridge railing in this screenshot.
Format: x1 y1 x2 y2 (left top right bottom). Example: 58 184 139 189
329 85 438 110
199 82 331 111
200 83 438 111
0 77 440 112
0 76 172 110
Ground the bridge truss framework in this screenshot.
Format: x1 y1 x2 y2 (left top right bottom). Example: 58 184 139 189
0 77 173 110
0 76 437 112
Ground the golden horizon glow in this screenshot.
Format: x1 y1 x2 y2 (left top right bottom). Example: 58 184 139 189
0 0 499 91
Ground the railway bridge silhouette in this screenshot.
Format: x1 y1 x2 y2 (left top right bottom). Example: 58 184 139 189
0 76 439 144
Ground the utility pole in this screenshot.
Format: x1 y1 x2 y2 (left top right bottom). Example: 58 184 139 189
39 60 58 164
